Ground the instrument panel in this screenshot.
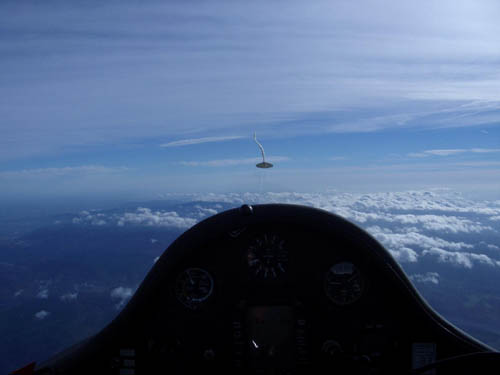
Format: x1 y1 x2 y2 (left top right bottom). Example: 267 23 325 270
171 228 369 312
34 204 494 375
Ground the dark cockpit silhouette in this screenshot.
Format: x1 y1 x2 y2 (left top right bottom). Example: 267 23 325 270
15 204 500 374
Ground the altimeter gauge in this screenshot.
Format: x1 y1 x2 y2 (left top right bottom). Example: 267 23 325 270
324 261 364 306
175 268 214 309
247 234 288 279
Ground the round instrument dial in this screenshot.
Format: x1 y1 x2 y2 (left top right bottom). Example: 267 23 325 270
324 262 364 305
175 268 214 309
247 234 288 279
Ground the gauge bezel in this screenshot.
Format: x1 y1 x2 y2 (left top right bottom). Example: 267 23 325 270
246 233 289 280
174 267 214 310
324 261 365 306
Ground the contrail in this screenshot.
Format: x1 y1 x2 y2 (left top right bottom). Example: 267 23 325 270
254 132 273 169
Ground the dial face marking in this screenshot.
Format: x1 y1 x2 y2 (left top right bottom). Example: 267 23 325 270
229 227 247 238
252 340 259 349
247 234 288 279
324 262 364 305
175 268 214 309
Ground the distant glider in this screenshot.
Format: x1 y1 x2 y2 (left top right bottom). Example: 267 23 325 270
254 132 273 168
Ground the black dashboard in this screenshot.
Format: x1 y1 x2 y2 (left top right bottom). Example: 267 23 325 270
32 204 499 375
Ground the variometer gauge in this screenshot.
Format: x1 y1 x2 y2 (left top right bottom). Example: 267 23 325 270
247 234 288 279
324 261 364 306
175 268 214 310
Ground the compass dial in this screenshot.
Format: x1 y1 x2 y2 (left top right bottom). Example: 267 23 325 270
175 268 214 309
324 262 364 305
247 234 288 279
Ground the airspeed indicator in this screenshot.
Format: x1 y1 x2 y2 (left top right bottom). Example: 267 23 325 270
247 234 288 280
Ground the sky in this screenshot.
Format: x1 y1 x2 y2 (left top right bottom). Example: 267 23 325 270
1 0 500 202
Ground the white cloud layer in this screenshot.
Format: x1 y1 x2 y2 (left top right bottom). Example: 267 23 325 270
179 190 500 216
161 189 500 269
69 189 500 270
72 207 202 229
422 248 500 269
117 208 197 229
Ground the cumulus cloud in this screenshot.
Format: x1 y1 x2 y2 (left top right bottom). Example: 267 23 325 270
387 214 489 233
388 247 419 263
363 226 480 265
410 272 440 285
111 286 134 299
117 208 197 229
422 248 500 269
182 190 500 216
338 211 490 233
60 292 78 302
111 286 134 309
194 205 218 218
68 189 500 272
72 208 198 229
36 289 49 299
345 191 500 216
35 310 50 320
368 229 473 252
161 189 500 271
72 211 108 226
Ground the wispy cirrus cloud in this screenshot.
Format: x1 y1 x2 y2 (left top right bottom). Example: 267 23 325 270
178 156 289 167
329 156 347 161
0 165 128 178
409 148 500 158
2 0 500 163
160 136 244 148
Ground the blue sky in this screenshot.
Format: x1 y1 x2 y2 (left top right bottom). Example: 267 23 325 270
1 0 500 201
